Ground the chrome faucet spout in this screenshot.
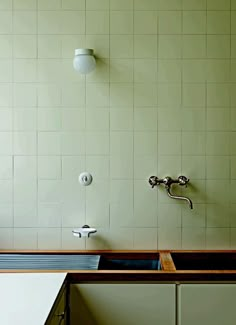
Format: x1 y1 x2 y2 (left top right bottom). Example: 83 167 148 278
166 186 193 209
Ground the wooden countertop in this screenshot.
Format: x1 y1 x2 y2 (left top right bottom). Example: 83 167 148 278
1 250 236 281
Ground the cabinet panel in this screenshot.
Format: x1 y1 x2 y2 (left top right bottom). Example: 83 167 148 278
71 283 175 325
179 284 236 325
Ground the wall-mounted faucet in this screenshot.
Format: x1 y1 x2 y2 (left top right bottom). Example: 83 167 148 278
148 175 193 209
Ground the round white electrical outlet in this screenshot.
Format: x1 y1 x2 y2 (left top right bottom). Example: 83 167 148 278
79 172 93 186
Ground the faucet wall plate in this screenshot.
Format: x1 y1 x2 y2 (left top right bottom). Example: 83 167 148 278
79 172 93 186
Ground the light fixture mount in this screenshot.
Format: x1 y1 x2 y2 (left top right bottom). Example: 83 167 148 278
73 48 96 75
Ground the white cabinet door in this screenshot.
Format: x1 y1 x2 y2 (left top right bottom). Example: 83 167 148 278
71 283 175 325
179 284 236 325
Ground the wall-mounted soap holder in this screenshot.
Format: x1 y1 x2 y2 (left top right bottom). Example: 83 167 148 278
72 225 97 238
148 175 193 209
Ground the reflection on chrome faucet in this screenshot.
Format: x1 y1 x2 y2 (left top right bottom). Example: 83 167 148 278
148 175 193 209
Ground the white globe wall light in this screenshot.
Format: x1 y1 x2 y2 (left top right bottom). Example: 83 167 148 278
73 49 96 74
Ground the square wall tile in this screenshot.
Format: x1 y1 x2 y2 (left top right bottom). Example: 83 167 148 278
206 132 230 155
37 35 61 59
14 109 36 131
207 60 230 83
182 204 206 227
0 109 12 131
38 156 61 180
38 132 61 155
14 84 37 108
14 156 36 180
0 180 12 203
206 156 230 179
207 35 230 58
134 59 157 83
110 108 133 131
110 11 133 34
134 155 157 180
111 0 133 10
13 132 36 155
0 228 13 248
207 108 230 131
182 228 206 249
0 0 12 9
183 35 206 58
14 228 37 249
110 83 133 107
158 132 181 155
61 132 85 155
207 0 230 10
86 11 109 35
183 0 206 10
158 84 181 107
13 35 37 59
158 227 181 250
0 12 12 34
183 83 206 107
86 156 109 179
183 11 206 34
206 228 230 249
207 84 230 107
37 109 61 131
133 228 158 250
182 156 206 179
62 109 85 131
61 0 85 10
110 35 133 59
158 155 181 178
13 11 36 34
181 109 205 131
38 203 62 227
207 11 230 34
0 133 12 155
206 204 230 227
110 59 134 83
38 228 61 249
158 11 182 34
0 205 13 227
134 11 157 34
159 35 182 59
38 0 61 9
134 35 157 58
158 204 182 228
63 12 85 35
0 36 12 59
14 203 37 227
86 0 109 10
134 83 157 107
134 108 157 131
182 132 206 155
157 0 182 10
134 132 157 155
86 132 109 155
134 0 158 10
13 0 37 10
14 180 36 203
0 157 12 179
183 60 206 83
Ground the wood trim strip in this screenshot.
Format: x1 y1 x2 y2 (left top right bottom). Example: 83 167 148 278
160 252 176 271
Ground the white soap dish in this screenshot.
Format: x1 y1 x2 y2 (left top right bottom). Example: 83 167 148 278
72 225 97 238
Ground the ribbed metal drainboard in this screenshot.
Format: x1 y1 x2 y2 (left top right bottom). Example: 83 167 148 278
0 254 100 270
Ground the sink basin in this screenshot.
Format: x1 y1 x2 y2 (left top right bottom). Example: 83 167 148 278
98 256 161 270
171 252 236 270
0 254 100 270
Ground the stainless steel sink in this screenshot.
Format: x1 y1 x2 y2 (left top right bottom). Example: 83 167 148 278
171 252 236 270
98 256 161 270
0 254 100 270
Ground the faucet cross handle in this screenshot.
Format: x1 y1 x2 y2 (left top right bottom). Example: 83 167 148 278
178 175 189 186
